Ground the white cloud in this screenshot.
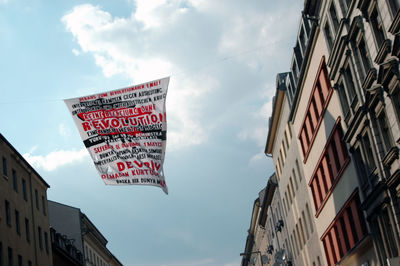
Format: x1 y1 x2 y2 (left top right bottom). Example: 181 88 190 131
72 48 80 56
237 91 273 147
58 123 71 137
61 0 302 150
23 149 88 171
249 152 269 168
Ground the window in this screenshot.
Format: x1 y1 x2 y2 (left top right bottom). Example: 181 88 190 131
322 192 367 266
299 28 307 55
35 190 39 210
354 128 378 185
5 201 11 227
306 203 314 233
292 169 298 190
7 248 12 266
387 0 400 18
275 165 280 180
299 58 332 159
41 196 46 216
25 218 30 242
329 2 340 34
299 218 306 245
285 192 290 211
287 185 293 204
376 110 394 156
296 224 302 250
289 177 295 198
372 207 399 261
15 210 20 235
294 230 300 256
22 179 27 201
28 261 31 266
38 227 43 250
12 170 17 192
302 210 310 240
2 157 7 177
324 22 334 51
352 30 371 81
295 159 302 182
0 242 3 266
44 232 49 254
290 234 297 257
280 149 285 166
292 60 299 82
17 255 22 266
339 0 351 14
338 82 350 117
344 66 358 106
282 197 287 215
337 62 360 124
277 158 282 176
369 4 386 49
284 130 290 150
310 121 349 212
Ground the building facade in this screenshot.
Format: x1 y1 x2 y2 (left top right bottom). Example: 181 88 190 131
245 0 400 265
0 134 53 266
265 71 324 266
51 227 84 266
323 0 400 264
48 201 122 266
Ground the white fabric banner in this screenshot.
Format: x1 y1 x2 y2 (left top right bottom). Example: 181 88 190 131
64 77 169 194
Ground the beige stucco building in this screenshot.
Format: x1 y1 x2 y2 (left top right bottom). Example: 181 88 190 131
0 133 53 266
265 72 325 266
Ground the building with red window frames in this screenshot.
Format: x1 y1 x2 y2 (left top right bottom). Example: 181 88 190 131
243 0 400 265
261 0 400 265
288 1 379 265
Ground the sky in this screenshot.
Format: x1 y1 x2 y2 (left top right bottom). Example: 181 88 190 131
0 0 303 265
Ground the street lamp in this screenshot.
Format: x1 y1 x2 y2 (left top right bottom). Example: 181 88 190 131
240 251 265 266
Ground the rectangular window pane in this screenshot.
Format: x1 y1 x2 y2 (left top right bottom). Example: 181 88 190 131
25 218 30 242
15 210 20 235
2 157 7 177
35 190 39 210
5 201 11 227
22 179 27 201
329 3 339 33
12 170 17 192
0 242 3 266
41 196 46 216
44 232 49 254
38 227 42 250
7 248 12 266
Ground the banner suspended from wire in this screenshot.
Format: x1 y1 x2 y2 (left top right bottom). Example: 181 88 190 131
64 77 170 194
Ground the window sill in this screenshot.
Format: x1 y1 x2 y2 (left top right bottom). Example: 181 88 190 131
374 39 391 65
382 146 399 168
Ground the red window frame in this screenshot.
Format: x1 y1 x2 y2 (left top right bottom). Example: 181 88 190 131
298 57 333 162
308 118 350 215
321 190 367 266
